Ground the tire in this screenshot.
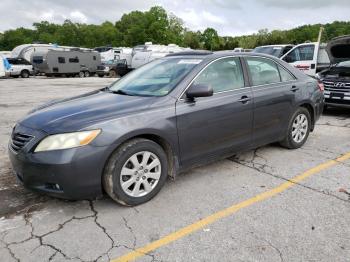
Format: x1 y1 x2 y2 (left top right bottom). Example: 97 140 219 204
84 71 90 77
108 70 119 78
279 107 311 149
20 70 30 78
79 71 85 78
103 138 168 206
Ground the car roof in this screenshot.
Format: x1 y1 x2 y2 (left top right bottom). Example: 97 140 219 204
166 50 281 61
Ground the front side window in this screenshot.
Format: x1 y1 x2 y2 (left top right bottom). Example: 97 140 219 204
109 58 202 97
193 57 244 93
58 57 65 64
284 45 315 63
246 57 280 86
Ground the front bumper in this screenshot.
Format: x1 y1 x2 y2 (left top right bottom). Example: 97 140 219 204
8 124 109 200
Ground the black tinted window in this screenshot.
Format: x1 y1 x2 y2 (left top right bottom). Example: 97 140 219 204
58 57 65 64
69 57 79 63
193 57 244 93
246 57 280 86
33 56 43 64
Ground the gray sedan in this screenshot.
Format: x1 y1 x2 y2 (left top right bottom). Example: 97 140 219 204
9 51 324 206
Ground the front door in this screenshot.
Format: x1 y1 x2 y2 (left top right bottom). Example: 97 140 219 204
176 57 253 167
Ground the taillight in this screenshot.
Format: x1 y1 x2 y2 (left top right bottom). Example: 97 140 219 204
317 81 324 91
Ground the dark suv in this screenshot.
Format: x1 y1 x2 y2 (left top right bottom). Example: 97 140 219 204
9 52 324 206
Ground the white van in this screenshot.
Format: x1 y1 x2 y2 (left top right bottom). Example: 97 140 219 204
280 42 330 76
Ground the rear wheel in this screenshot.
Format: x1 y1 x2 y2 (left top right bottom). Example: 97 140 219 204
103 138 168 206
79 71 85 78
280 107 311 149
84 71 90 77
20 70 30 78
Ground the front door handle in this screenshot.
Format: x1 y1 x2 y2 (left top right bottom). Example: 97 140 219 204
238 95 251 104
290 85 299 92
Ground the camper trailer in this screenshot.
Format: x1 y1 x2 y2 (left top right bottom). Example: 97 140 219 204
11 44 91 63
32 49 101 77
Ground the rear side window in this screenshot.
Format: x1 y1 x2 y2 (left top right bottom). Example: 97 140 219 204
278 65 295 82
246 57 280 86
69 57 79 63
58 57 65 64
193 57 244 93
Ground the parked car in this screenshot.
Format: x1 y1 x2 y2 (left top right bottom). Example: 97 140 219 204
7 58 34 78
281 42 330 76
32 49 101 77
8 51 324 206
252 45 294 58
96 59 132 78
316 35 350 108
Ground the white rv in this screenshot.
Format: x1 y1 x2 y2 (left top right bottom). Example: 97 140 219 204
131 43 189 69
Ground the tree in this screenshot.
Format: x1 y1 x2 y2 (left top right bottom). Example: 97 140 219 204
201 28 220 50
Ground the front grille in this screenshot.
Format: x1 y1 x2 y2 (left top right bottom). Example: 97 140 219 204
10 132 34 152
323 80 350 92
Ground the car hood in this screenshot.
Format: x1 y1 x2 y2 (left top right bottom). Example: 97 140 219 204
326 35 350 64
19 89 158 133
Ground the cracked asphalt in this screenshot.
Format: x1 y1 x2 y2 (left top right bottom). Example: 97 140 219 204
0 77 350 262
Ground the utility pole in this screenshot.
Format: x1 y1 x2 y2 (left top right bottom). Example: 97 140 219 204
317 26 324 43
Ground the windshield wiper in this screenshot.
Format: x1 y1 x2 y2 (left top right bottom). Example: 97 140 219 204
110 89 136 96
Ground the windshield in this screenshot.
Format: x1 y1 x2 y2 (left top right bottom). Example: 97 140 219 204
336 61 350 67
108 57 202 97
253 46 282 57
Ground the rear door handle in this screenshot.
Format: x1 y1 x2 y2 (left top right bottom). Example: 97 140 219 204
290 85 299 92
238 95 251 104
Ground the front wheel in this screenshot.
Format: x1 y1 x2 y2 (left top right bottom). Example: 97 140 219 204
280 107 311 149
103 138 168 206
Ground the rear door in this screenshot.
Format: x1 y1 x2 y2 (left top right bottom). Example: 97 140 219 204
176 57 253 167
244 56 300 146
281 44 317 76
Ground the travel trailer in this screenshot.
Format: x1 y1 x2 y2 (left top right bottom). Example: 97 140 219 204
32 49 101 77
11 44 91 63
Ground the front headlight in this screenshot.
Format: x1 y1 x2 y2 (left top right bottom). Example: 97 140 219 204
34 129 101 152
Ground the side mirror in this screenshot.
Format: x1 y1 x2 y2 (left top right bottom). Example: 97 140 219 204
186 83 213 100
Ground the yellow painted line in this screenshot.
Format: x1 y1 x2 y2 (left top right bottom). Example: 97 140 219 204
111 152 350 262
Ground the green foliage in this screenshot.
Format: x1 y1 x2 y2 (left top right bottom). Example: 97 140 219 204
1 6 350 52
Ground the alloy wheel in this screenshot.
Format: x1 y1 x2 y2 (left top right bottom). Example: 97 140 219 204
120 151 161 197
291 113 308 143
